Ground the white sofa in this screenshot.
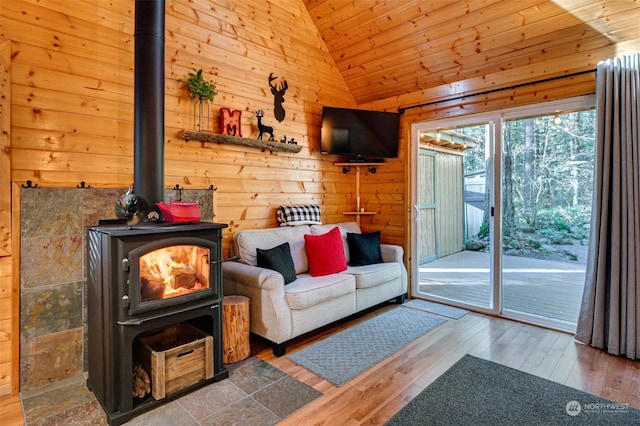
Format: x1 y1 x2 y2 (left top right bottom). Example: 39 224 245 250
222 222 408 356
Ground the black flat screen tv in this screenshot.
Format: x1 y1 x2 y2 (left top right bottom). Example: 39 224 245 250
320 106 400 160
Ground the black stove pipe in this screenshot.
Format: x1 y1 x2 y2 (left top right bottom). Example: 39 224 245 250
134 0 165 215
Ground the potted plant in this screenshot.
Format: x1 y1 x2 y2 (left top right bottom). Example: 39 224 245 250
181 68 217 131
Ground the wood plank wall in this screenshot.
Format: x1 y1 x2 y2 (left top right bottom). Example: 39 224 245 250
0 0 413 241
0 39 9 257
0 257 12 397
0 39 15 397
0 0 402 396
1 0 639 398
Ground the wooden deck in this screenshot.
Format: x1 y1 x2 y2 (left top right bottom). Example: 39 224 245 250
418 250 586 325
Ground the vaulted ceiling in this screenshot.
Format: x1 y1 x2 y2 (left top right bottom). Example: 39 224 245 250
303 0 640 106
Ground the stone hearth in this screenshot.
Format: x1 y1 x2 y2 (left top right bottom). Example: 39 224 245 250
20 356 322 425
19 187 215 390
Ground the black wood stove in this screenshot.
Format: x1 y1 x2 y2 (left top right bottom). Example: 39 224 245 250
85 3 231 423
87 222 229 425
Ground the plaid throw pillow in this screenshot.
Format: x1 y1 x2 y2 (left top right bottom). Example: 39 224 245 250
277 204 322 226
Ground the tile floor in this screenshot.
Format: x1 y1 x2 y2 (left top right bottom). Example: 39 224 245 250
20 357 322 426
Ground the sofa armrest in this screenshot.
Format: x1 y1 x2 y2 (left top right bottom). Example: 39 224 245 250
222 261 286 292
380 244 408 294
380 244 403 264
222 261 293 344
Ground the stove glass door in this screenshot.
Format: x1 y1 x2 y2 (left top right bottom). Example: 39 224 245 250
139 244 210 303
125 236 219 315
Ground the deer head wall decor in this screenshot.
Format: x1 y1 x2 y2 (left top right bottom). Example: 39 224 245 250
269 73 288 122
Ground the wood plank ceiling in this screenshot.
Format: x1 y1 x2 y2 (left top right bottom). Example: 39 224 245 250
302 0 640 106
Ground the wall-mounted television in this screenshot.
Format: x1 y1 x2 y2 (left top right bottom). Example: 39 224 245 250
320 106 400 161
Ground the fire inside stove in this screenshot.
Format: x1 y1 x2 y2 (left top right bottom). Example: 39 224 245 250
139 245 210 302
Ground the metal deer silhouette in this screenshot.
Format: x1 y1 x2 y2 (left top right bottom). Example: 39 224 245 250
256 109 274 141
269 73 288 122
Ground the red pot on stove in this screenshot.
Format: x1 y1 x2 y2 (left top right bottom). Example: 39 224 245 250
155 201 201 222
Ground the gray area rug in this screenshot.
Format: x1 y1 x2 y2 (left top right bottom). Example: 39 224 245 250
288 308 447 386
403 299 469 319
386 355 640 425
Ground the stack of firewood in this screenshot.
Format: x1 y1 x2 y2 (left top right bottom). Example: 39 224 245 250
132 363 151 398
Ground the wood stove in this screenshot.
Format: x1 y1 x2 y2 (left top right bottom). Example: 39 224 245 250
86 222 229 425
84 4 232 423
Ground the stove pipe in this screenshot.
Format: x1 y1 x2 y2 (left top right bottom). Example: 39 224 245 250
134 0 165 214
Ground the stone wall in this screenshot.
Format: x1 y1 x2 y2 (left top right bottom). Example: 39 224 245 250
19 187 214 389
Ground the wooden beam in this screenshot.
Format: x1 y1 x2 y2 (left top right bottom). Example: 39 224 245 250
176 130 303 153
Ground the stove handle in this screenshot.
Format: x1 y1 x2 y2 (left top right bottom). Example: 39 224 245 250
117 302 220 326
212 255 240 264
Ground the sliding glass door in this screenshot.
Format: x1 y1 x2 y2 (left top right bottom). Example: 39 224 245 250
414 120 496 312
500 108 594 330
412 97 595 331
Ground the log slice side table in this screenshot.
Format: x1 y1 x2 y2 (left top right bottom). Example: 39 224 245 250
222 295 250 363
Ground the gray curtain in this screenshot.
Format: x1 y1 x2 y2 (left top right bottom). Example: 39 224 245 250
575 53 640 359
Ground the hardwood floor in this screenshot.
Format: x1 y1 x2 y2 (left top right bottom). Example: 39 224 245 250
0 394 23 426
3 302 640 425
256 304 640 425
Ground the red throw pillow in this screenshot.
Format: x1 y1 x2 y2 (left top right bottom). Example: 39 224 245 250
304 226 347 276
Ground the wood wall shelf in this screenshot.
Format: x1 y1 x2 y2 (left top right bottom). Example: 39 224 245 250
335 162 386 224
177 130 302 153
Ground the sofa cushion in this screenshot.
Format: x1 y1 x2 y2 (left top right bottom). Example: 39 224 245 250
285 273 355 310
304 226 347 276
277 204 322 226
310 222 361 263
347 231 383 266
257 242 297 284
233 225 310 274
347 262 402 289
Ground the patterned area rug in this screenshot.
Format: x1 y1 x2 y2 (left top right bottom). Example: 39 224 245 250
403 299 469 319
386 355 640 425
287 308 447 386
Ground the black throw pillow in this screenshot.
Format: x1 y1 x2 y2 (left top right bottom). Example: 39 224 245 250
347 231 383 266
256 242 297 284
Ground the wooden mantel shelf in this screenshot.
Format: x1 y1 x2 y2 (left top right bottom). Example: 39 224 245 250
177 130 303 153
